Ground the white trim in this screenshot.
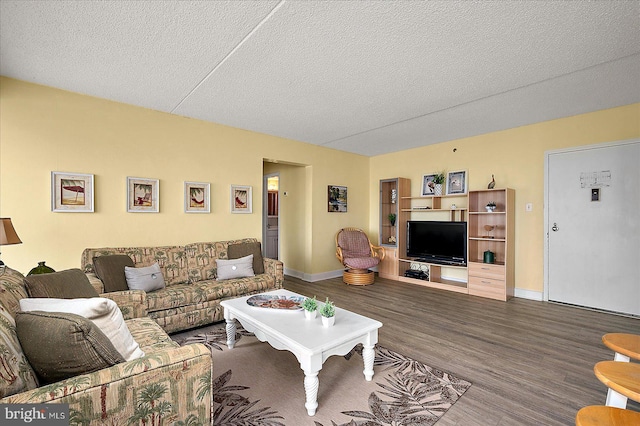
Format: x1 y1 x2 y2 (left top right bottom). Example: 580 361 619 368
514 288 543 301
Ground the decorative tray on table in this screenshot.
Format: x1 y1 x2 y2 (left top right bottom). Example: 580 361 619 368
246 294 305 310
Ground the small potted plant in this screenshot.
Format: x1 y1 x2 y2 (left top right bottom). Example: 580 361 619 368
433 172 445 196
301 296 318 320
388 213 396 227
486 201 496 212
319 297 336 327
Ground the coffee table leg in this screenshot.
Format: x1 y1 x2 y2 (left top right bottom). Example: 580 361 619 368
304 370 319 416
363 344 375 381
225 319 236 349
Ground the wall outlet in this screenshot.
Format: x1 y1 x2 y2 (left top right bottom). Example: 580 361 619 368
526 203 533 212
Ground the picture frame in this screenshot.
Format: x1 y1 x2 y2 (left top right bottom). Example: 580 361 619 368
446 170 468 195
231 185 252 214
51 171 94 212
328 185 347 212
184 181 210 213
127 177 159 213
421 174 437 196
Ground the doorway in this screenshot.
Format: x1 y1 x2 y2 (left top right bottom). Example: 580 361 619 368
263 173 279 259
544 139 640 316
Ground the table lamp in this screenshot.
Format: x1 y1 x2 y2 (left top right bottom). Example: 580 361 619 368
0 218 22 275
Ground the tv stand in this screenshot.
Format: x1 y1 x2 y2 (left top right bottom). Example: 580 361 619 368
398 258 468 294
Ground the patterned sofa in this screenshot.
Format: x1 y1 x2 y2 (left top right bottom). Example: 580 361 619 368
0 266 212 424
81 238 284 333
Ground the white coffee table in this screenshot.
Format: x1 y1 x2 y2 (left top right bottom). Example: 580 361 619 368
220 289 382 416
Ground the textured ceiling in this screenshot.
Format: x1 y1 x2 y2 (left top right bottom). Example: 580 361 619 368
1 1 639 156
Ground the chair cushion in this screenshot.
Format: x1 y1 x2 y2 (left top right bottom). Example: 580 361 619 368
15 311 125 385
228 241 264 274
338 230 372 258
93 255 134 292
125 262 166 292
344 257 380 270
216 255 254 280
24 268 99 298
19 297 145 361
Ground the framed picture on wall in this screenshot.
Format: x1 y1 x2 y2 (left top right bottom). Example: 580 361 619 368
51 171 94 212
328 185 347 212
184 181 210 213
127 177 159 213
446 170 468 195
231 185 252 214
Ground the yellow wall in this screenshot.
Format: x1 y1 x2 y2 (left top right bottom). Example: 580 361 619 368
0 77 370 274
2 77 637 293
369 103 640 292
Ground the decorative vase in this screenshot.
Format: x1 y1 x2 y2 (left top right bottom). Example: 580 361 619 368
486 206 496 212
321 316 335 327
304 309 317 320
434 184 443 196
27 261 55 276
483 250 495 264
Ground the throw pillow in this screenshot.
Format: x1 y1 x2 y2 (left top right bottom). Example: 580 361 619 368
15 311 125 385
19 297 145 361
216 254 255 280
228 242 265 275
93 255 135 292
24 268 99 299
124 263 166 292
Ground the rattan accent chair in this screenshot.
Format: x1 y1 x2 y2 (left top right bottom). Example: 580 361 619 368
335 227 385 285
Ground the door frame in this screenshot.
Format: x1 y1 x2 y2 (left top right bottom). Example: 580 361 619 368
262 172 280 259
543 138 639 302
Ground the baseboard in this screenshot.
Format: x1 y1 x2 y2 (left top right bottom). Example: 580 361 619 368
284 267 343 282
514 288 543 301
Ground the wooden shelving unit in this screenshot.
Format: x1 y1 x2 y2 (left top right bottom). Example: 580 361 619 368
378 178 410 279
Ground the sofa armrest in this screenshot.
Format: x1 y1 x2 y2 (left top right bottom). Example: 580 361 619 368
85 272 105 294
263 257 284 288
0 343 212 420
100 290 148 319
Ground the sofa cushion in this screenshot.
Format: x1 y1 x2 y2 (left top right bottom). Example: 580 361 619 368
228 241 264 274
93 255 134 292
15 311 125 385
125 263 166 292
216 255 254 280
24 268 99 299
20 298 145 361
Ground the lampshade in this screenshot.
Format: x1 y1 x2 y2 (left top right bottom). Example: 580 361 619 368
0 218 22 245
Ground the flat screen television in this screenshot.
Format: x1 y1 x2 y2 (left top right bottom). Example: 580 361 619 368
406 221 467 266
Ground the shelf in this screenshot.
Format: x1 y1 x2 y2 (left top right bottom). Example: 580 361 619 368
468 211 506 215
401 194 467 200
402 208 467 212
469 237 506 242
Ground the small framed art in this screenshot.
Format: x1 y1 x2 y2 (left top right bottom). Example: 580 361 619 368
127 177 159 213
51 171 94 212
185 181 210 213
231 185 252 214
446 170 468 195
328 185 347 212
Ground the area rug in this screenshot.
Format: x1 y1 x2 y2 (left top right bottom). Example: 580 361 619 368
173 323 471 426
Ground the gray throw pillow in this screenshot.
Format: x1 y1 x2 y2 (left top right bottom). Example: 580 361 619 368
216 255 255 280
124 263 166 292
15 311 125 384
228 242 264 274
24 268 99 298
93 255 135 292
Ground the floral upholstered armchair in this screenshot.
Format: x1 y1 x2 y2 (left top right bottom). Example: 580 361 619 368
336 227 385 286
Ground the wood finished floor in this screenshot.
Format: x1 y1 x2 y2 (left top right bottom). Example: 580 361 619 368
283 275 640 426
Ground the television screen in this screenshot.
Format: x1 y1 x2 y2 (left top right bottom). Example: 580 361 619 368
406 221 467 265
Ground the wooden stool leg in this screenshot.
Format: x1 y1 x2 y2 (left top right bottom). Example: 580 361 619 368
605 388 628 409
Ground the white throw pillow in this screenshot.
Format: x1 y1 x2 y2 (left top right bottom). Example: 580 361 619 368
124 262 165 292
19 297 145 361
216 254 255 280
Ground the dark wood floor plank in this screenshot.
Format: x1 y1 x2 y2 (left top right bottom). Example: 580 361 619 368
283 275 640 425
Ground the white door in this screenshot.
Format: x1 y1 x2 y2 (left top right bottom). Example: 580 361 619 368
546 140 640 316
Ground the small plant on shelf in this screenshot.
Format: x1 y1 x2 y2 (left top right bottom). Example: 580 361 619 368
433 172 445 184
486 201 496 212
320 298 335 317
388 213 396 226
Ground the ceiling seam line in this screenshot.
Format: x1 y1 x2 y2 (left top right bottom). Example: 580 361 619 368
319 52 640 146
170 0 287 113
